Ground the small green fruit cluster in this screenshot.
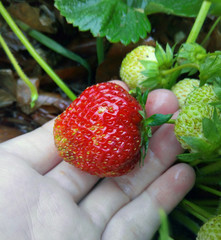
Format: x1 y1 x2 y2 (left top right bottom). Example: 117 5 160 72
173 79 221 154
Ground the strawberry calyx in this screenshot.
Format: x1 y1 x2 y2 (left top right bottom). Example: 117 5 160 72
130 87 173 165
140 42 176 90
139 41 221 92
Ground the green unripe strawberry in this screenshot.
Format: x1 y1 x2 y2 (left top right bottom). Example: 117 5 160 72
120 45 157 90
174 103 214 151
185 84 218 106
171 78 200 108
196 215 221 240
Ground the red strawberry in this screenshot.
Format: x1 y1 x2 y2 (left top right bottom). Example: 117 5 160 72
53 82 142 177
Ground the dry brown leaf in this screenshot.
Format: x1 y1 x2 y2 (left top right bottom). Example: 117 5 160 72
0 89 16 108
0 69 17 96
8 2 57 33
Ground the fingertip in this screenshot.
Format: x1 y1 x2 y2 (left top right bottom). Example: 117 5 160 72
148 163 196 213
145 89 179 117
172 163 196 194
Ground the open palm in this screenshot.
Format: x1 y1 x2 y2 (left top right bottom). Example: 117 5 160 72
0 83 195 240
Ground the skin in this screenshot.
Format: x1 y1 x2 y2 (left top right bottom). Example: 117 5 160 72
0 81 195 240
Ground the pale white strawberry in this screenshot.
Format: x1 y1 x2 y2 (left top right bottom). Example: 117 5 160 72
174 103 214 151
120 45 157 90
196 215 221 240
171 78 200 108
185 83 218 105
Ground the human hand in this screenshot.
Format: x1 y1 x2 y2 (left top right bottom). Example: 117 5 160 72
0 81 195 240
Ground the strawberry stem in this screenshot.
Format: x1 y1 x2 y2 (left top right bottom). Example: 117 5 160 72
197 184 221 197
186 0 212 44
181 199 212 223
0 33 38 108
166 119 175 124
16 20 92 84
196 174 221 185
171 209 200 235
96 37 105 65
161 63 199 76
201 16 221 46
198 160 221 175
0 1 77 101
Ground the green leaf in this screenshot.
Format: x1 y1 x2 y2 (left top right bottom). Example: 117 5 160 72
210 2 221 16
140 125 152 165
181 136 212 153
139 110 146 119
199 55 221 86
211 109 221 145
146 113 172 126
202 118 219 144
54 0 151 45
177 152 202 162
140 60 161 89
140 60 159 77
155 42 173 68
213 77 221 99
177 43 206 66
16 20 92 83
144 0 221 17
140 77 160 90
134 87 149 110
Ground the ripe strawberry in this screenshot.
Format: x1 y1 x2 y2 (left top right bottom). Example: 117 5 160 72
196 215 221 240
171 78 200 108
174 103 214 151
53 82 142 177
185 84 218 106
120 45 157 90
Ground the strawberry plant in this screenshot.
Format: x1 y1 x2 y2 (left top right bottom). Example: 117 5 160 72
1 0 221 239
54 0 221 45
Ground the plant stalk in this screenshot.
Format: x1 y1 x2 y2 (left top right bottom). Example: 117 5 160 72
0 1 77 101
161 63 199 76
201 16 221 46
186 0 212 43
197 184 221 197
17 20 92 84
96 37 105 65
181 199 212 223
171 209 200 235
0 34 38 107
199 160 221 175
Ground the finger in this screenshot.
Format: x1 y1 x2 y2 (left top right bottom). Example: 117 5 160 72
0 120 61 174
45 161 99 202
145 89 179 132
102 163 195 240
45 89 179 202
146 89 179 117
79 121 183 232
